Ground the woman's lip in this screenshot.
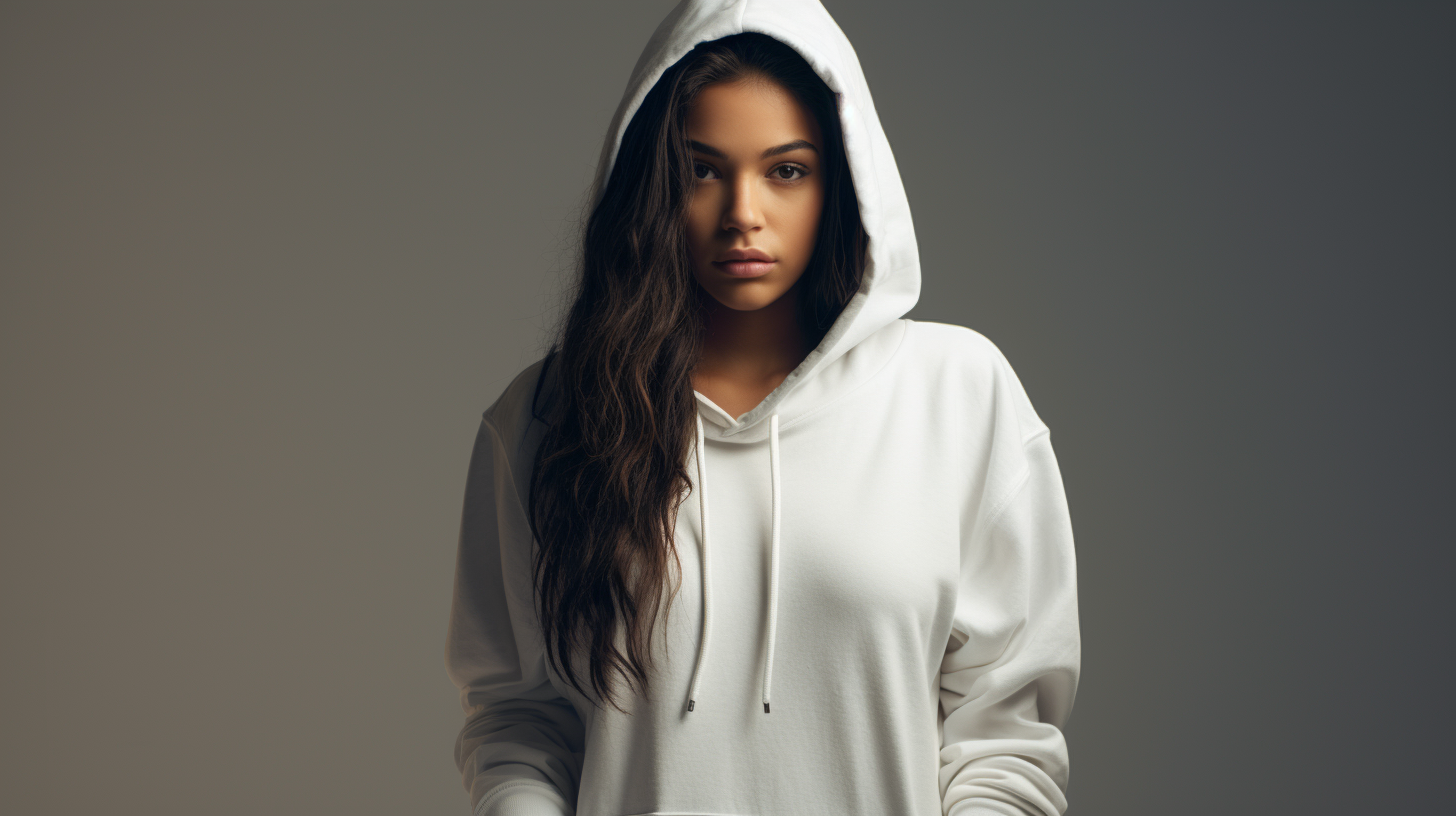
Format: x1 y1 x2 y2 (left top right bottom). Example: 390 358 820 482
713 260 777 277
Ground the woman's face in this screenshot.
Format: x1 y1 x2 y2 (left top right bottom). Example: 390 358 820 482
683 77 826 313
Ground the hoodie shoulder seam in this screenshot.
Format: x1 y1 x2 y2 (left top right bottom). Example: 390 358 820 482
479 413 534 539
977 429 1052 540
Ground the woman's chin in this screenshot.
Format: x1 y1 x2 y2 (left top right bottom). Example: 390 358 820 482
702 286 791 313
697 271 805 313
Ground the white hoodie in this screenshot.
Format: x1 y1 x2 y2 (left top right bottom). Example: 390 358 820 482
445 2 1081 815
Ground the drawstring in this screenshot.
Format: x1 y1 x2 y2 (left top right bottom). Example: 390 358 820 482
764 413 781 713
686 411 782 714
686 412 713 711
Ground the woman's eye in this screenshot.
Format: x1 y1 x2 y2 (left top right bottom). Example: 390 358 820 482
773 164 809 181
692 162 808 182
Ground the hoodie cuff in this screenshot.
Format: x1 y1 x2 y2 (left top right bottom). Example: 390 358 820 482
948 800 1041 816
474 779 573 816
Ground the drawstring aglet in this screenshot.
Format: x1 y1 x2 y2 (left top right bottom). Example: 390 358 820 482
688 699 695 712
764 702 770 713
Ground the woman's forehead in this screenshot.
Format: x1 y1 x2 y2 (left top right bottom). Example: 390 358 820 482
685 81 823 155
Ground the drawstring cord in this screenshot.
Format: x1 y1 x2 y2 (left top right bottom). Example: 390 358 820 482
686 412 713 711
686 411 782 714
764 413 781 713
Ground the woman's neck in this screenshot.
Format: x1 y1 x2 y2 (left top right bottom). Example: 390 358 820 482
694 285 816 384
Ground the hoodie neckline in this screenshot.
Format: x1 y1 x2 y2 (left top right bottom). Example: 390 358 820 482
691 389 741 427
689 315 908 444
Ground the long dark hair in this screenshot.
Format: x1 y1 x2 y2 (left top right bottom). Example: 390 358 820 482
525 32 867 714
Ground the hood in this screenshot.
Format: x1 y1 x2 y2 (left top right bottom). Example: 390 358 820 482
588 0 922 716
589 0 922 447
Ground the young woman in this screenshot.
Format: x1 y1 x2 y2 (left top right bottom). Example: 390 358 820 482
445 2 1081 815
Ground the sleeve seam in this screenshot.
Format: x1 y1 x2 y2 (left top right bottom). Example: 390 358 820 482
1022 426 1049 449
480 414 535 537
977 430 1048 539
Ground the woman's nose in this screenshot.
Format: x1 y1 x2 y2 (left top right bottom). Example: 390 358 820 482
721 175 762 233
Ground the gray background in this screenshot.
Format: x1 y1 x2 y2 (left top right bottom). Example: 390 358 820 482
2 2 1451 814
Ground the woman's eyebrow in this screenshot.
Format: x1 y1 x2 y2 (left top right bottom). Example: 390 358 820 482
689 139 820 159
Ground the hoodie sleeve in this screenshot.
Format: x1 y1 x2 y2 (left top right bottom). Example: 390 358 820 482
446 414 586 816
938 428 1082 816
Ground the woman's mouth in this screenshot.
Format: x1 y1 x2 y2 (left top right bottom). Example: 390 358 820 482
713 260 777 277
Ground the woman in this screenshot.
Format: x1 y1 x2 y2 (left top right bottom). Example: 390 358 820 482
445 2 1081 815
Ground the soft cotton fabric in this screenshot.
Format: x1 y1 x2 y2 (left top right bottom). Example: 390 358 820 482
444 1 1081 815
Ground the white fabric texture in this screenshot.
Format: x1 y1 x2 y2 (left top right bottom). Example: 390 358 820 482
445 1 1081 815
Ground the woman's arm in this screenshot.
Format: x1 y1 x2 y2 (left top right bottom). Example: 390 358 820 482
446 415 586 816
940 428 1082 816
